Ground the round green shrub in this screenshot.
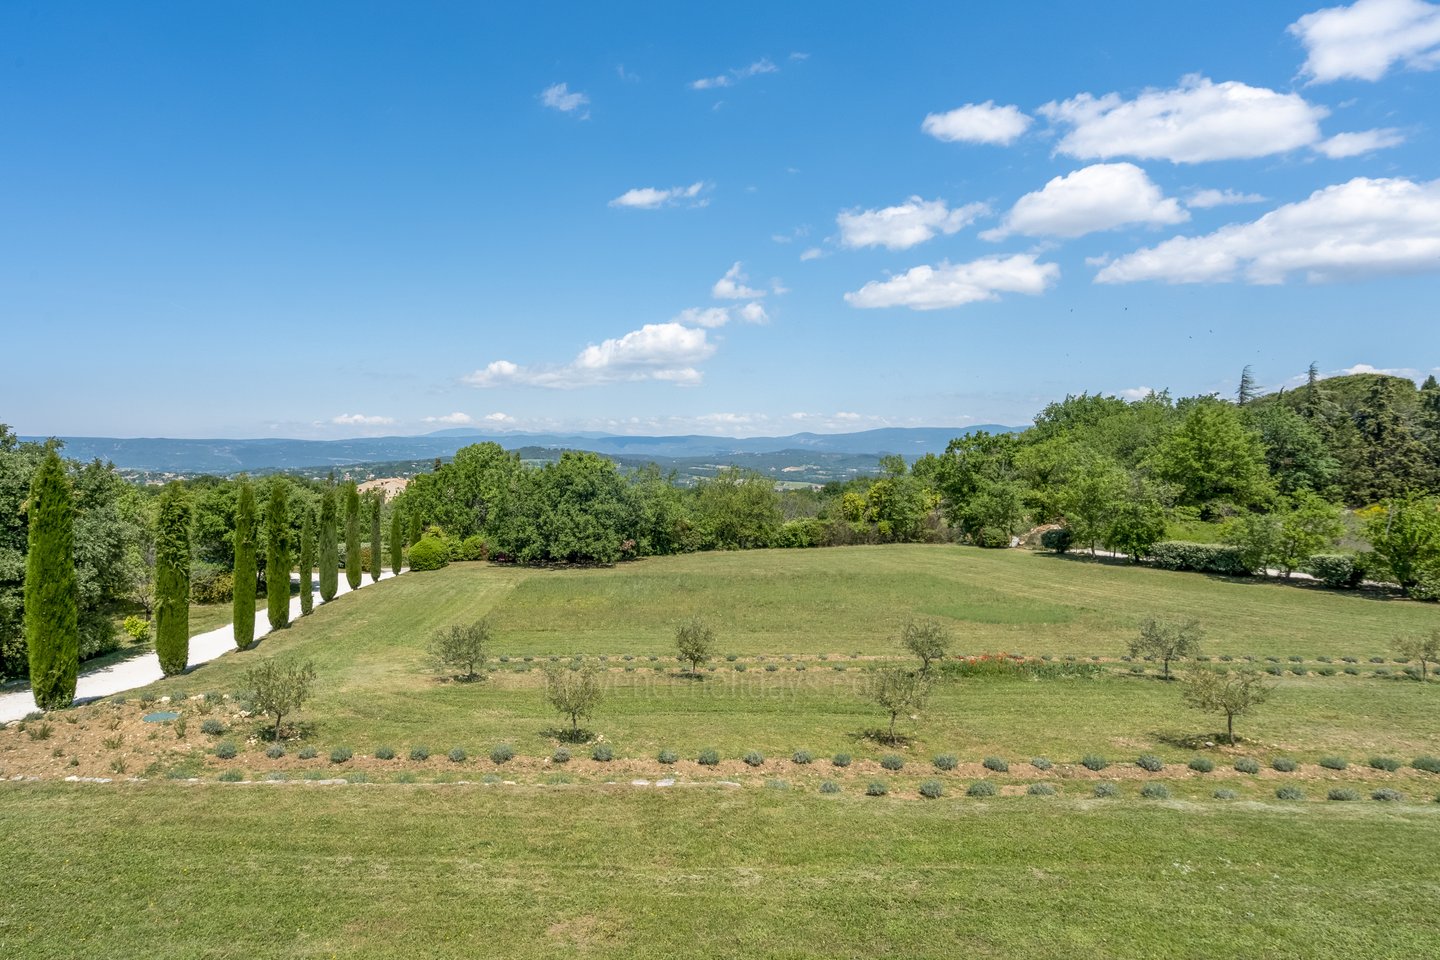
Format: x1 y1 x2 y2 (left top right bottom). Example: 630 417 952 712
406 536 450 571
865 781 888 797
1093 782 1119 798
1136 754 1164 772
933 754 958 771
1272 757 1298 773
1371 788 1404 802
265 744 285 760
1319 756 1348 771
919 779 944 799
1276 786 1306 801
1140 783 1170 800
551 747 570 764
409 745 429 761
374 746 395 761
742 750 764 767
1234 757 1261 774
819 781 841 794
880 754 905 771
791 750 813 765
1030 757 1053 771
330 747 352 764
591 744 614 762
200 718 225 736
1413 756 1440 774
441 746 463 763
488 744 511 764
831 753 852 768
983 757 1009 773
1213 788 1237 800
966 780 997 797
697 748 720 766
214 741 237 760
1368 756 1402 772
297 746 317 760
1188 755 1215 773
1027 783 1056 797
657 749 678 765
1327 788 1361 801
1081 754 1109 771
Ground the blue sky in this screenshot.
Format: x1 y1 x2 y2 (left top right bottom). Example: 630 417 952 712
3 0 1438 439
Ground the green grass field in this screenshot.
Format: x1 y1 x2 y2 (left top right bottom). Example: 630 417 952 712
4 545 1440 958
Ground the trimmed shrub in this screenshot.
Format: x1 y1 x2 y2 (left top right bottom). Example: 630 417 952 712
966 780 997 797
409 745 430 761
330 747 353 764
1140 783 1170 799
407 536 450 571
742 750 765 767
374 746 395 760
1136 754 1164 772
297 746 317 760
933 754 959 771
1371 788 1404 802
1234 757 1261 774
550 747 570 764
214 741 237 760
1093 782 1119 798
791 750 813 765
1412 756 1440 774
657 749 678 765
1081 754 1109 771
1306 554 1364 589
265 744 285 759
881 754 905 771
1275 786 1305 801
488 744 512 764
1027 782 1056 797
832 753 852 768
697 748 720 766
983 757 1009 773
200 718 225 736
1328 788 1361 801
865 781 888 797
1188 755 1215 773
1040 527 1073 553
1031 757 1053 771
1319 756 1348 770
1151 541 1252 576
819 781 841 794
919 779 944 799
1272 757 1298 773
591 744 614 762
1368 756 1402 772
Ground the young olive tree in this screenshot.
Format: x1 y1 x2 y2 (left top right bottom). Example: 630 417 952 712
1180 667 1274 744
242 658 317 742
674 617 716 674
1129 616 1203 680
900 618 951 674
867 667 932 743
1394 630 1440 680
543 662 604 738
427 620 490 681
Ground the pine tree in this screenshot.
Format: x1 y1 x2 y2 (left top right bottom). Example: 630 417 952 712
154 482 191 677
23 449 79 709
318 486 339 602
298 507 315 616
369 491 383 582
344 480 362 590
266 480 291 630
1236 365 1257 406
1353 379 1429 502
390 504 404 574
232 480 257 649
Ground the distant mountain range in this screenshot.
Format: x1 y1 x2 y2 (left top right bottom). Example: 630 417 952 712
22 426 1017 475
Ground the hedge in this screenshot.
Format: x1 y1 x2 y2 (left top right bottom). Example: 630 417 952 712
1039 528 1072 553
407 535 450 571
1150 541 1252 576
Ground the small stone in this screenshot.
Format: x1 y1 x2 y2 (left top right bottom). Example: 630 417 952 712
657 778 676 787
631 779 651 786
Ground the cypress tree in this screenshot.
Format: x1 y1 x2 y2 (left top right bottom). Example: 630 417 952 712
369 491 383 582
154 481 191 677
390 504 404 574
232 480 257 650
344 480 362 589
298 507 315 616
23 449 79 709
318 486 339 602
266 480 290 630
407 507 423 546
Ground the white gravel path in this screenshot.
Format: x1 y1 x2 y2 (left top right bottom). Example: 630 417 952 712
0 569 401 723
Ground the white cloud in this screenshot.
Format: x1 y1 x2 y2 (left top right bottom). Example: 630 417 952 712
737 302 769 324
1315 127 1406 157
1187 188 1267 208
921 101 1033 145
1119 386 1156 401
422 412 475 425
1341 362 1423 378
1040 75 1328 163
482 412 516 424
331 413 396 426
1291 0 1440 82
609 182 709 209
1096 176 1440 285
983 163 1188 240
712 262 765 299
674 306 733 328
690 58 778 90
799 247 824 261
540 82 590 116
464 322 716 389
844 254 1060 310
837 197 988 250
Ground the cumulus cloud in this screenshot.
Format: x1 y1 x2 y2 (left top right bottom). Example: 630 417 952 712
1119 386 1157 401
921 101 1033 145
982 163 1188 240
673 306 733 328
1187 188 1267 208
837 197 988 250
712 262 765 299
1096 176 1440 285
609 182 709 209
844 254 1059 310
690 58 778 90
331 413 396 426
422 412 475 425
482 412 515 424
1315 127 1407 157
737 302 769 324
1290 0 1440 82
1040 75 1328 163
540 82 590 116
464 323 716 389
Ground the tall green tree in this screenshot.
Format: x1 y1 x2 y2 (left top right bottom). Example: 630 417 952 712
154 482 191 677
318 486 339 602
369 491 383 582
23 449 79 709
344 480 362 589
1148 398 1273 515
1236 365 1257 405
1365 495 1440 595
297 506 315 616
389 504 403 574
265 480 290 630
231 480 257 649
1352 379 1430 503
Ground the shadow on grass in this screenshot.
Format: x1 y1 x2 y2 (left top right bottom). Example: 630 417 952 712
541 726 596 744
859 728 916 748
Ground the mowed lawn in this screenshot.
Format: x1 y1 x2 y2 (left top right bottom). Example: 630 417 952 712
2 783 1439 960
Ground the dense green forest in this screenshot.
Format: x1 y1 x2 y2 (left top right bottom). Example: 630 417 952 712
4 368 1439 681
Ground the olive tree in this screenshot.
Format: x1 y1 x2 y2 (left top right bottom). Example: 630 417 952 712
1180 667 1274 744
427 620 490 681
1394 630 1440 681
867 667 931 743
900 618 951 674
674 617 716 674
242 658 317 742
543 662 603 738
1129 616 1203 680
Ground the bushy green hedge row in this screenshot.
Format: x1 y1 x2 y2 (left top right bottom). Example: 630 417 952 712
1150 541 1253 576
1306 553 1368 588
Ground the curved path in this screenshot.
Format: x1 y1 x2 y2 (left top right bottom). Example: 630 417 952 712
0 569 400 723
